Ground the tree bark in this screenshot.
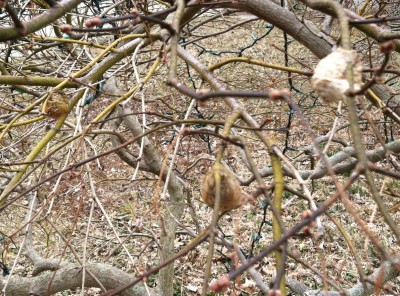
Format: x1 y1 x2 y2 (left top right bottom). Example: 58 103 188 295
1 262 149 296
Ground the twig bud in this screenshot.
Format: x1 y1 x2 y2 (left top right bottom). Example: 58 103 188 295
85 17 101 28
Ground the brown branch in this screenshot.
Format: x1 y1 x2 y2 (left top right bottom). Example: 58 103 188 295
5 3 26 34
0 0 83 41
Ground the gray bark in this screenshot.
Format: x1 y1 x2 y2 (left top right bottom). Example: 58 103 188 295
1 262 148 296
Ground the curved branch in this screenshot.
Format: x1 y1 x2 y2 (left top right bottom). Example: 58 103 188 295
287 261 400 296
106 78 152 174
0 0 83 42
0 262 149 296
215 0 400 118
221 0 334 58
244 139 400 184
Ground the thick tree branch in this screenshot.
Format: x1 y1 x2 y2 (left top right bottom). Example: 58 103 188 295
214 0 400 118
286 261 400 296
0 0 83 41
0 263 149 296
243 138 400 184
